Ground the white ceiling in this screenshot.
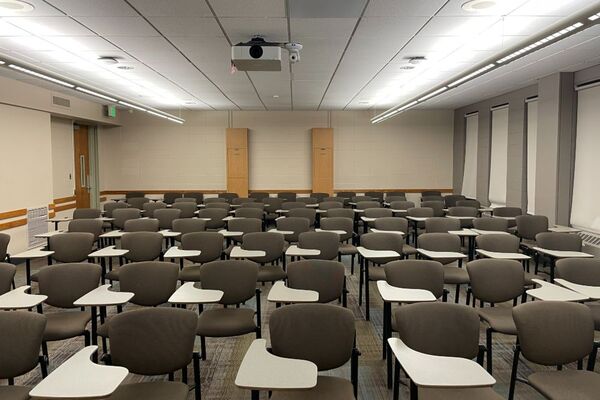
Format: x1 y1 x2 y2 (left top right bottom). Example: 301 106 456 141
0 0 598 113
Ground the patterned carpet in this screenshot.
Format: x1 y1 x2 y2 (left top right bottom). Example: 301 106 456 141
9 252 592 399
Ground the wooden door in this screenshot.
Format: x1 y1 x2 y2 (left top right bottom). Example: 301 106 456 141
74 125 90 208
312 128 334 194
226 128 249 197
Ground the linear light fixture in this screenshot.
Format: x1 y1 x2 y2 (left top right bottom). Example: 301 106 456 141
448 64 495 87
75 86 117 102
0 58 185 124
418 86 448 102
371 8 600 124
8 63 74 88
117 100 146 112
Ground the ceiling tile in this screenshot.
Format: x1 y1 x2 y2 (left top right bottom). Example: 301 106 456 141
76 17 159 36
365 0 447 17
148 17 222 37
210 0 286 18
4 16 94 36
127 0 213 17
46 0 138 17
219 17 287 44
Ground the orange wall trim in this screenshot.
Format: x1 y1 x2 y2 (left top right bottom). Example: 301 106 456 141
101 190 226 195
334 189 454 193
54 195 76 204
54 203 76 212
0 219 27 231
0 208 27 220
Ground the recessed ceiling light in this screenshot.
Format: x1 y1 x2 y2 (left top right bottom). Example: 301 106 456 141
0 0 34 14
461 0 497 13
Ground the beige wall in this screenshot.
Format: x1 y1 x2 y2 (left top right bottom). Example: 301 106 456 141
235 111 329 190
51 117 75 199
332 110 454 190
98 109 455 193
98 110 228 191
0 104 53 253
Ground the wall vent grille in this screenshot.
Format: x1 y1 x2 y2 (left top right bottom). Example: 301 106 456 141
52 95 71 108
27 207 48 248
580 231 600 249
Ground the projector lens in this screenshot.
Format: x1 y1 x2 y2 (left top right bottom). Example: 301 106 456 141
249 45 263 59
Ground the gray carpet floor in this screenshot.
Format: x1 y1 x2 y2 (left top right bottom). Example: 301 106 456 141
7 250 595 399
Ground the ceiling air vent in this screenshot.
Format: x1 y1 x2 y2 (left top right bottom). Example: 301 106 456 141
52 95 70 108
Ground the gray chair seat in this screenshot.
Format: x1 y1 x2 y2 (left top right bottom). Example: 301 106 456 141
339 243 357 255
368 265 386 281
270 376 354 400
257 266 286 282
43 311 91 341
0 385 31 400
528 370 600 399
403 244 417 256
178 264 202 282
587 303 600 331
477 307 517 335
105 268 121 281
442 267 470 284
31 273 39 282
420 387 503 400
197 308 256 337
107 381 189 400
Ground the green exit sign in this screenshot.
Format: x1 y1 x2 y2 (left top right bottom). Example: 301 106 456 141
104 105 117 118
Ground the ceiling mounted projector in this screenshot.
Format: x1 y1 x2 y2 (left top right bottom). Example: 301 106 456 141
231 37 302 72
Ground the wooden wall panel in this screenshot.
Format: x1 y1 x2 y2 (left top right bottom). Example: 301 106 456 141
226 128 249 197
312 128 334 195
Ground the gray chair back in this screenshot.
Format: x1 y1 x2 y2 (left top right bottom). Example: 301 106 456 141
124 218 160 232
112 208 141 230
154 209 181 230
235 208 264 219
425 217 460 233
319 201 344 210
49 232 95 263
444 195 466 208
142 201 166 218
197 208 228 230
172 202 197 218
476 234 519 252
109 308 197 376
298 231 339 260
270 304 355 371
394 302 480 359
311 193 329 202
240 202 265 210
472 217 508 232
232 197 255 205
163 192 183 205
513 301 594 366
536 232 582 251
556 258 600 286
181 232 224 264
360 232 403 264
372 217 408 234
326 208 354 219
421 201 444 217
282 201 306 210
467 259 524 303
276 217 310 243
0 311 46 379
218 193 239 202
121 232 163 262
0 262 16 295
288 260 345 304
68 219 104 241
119 261 179 306
320 217 353 242
516 215 548 240
287 208 316 226
356 201 380 210
172 219 206 235
205 202 231 211
73 208 101 219
242 232 285 264
37 263 101 308
0 233 9 261
385 260 444 299
127 197 150 209
277 192 297 201
103 202 129 218
199 260 259 304
457 199 481 209
364 208 393 218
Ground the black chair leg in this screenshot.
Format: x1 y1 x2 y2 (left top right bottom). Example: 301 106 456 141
454 284 460 304
393 358 401 400
508 345 521 400
42 341 49 365
200 336 207 360
486 328 493 373
193 352 201 400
